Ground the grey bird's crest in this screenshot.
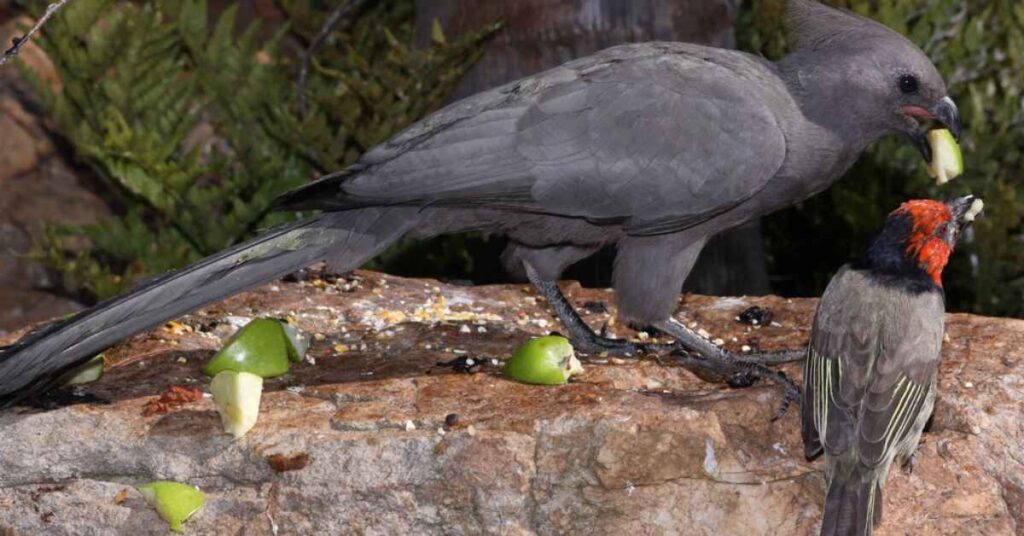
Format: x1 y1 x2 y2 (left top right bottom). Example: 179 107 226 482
787 0 908 52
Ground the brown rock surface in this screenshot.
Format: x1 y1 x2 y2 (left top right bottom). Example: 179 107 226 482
0 22 108 333
0 271 1021 535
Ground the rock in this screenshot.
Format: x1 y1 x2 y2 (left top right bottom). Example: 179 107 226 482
0 271 1020 535
0 73 108 331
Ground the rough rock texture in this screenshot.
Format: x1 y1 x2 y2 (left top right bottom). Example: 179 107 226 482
1 271 1021 535
0 16 110 333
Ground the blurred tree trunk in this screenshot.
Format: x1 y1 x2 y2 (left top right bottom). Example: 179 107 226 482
415 0 771 296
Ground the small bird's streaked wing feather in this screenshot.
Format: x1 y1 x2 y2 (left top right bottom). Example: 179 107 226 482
802 267 944 467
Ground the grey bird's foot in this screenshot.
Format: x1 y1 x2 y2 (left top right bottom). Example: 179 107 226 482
523 266 800 417
653 318 802 419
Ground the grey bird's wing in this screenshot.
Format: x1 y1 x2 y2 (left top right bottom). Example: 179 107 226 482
802 266 945 467
276 43 789 236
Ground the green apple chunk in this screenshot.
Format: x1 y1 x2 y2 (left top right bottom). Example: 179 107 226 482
136 481 205 533
281 322 310 363
504 335 583 385
927 128 963 184
64 354 104 385
210 370 263 439
202 318 304 378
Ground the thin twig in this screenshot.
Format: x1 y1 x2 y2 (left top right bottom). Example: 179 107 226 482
0 0 72 67
295 0 362 117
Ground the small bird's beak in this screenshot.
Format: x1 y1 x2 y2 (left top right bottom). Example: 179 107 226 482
904 96 962 163
945 195 983 245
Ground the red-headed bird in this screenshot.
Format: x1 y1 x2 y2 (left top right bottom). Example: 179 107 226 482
802 195 984 536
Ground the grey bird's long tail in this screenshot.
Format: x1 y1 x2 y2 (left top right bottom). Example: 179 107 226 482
0 207 420 408
820 468 882 536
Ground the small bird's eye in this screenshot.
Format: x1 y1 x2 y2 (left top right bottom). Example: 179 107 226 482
898 74 919 95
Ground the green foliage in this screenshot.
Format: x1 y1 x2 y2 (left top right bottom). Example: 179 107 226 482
740 0 1024 317
19 0 492 301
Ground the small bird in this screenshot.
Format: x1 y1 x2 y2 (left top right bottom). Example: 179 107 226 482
802 195 984 536
0 0 962 406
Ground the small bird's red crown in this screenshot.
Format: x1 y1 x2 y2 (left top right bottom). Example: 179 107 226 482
894 200 953 286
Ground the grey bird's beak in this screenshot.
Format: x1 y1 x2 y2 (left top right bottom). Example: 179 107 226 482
934 97 962 141
906 96 962 163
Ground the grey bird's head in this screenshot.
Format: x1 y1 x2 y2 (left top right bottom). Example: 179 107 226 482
782 0 961 162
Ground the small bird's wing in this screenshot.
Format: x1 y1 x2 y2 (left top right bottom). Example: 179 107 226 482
803 267 944 466
276 43 789 236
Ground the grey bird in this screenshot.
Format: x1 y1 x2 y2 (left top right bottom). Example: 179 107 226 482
0 0 961 407
802 196 983 536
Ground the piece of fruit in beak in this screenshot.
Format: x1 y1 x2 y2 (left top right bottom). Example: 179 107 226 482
926 129 963 184
965 198 984 222
210 370 264 439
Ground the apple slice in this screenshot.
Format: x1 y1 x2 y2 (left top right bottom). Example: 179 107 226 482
927 129 963 184
202 318 294 378
136 481 205 533
503 336 583 385
64 354 104 385
210 370 263 439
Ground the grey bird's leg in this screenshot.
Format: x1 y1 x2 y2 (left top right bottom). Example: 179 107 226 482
523 263 674 356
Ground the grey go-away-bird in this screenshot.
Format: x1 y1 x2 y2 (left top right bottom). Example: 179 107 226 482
803 195 983 536
0 0 961 407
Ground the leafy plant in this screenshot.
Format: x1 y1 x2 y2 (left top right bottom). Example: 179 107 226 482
18 0 492 300
741 0 1024 317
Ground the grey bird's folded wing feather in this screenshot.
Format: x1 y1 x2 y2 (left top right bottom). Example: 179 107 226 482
803 267 945 466
277 43 789 236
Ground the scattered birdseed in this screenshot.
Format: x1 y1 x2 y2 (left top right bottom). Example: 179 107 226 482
404 420 416 431
444 413 459 428
712 338 725 346
466 425 476 437
459 325 471 334
176 357 188 364
741 345 752 353
697 329 711 339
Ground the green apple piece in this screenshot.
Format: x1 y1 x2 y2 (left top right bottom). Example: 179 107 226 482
210 370 263 439
281 322 310 363
926 128 963 184
504 335 582 385
201 318 291 378
64 354 104 385
136 481 205 533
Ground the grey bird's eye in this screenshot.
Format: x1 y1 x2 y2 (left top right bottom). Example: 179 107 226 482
898 74 919 95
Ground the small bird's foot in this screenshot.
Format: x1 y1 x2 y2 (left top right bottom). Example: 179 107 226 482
901 452 918 475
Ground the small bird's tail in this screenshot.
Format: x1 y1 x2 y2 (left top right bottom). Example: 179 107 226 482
820 469 883 536
0 207 420 407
